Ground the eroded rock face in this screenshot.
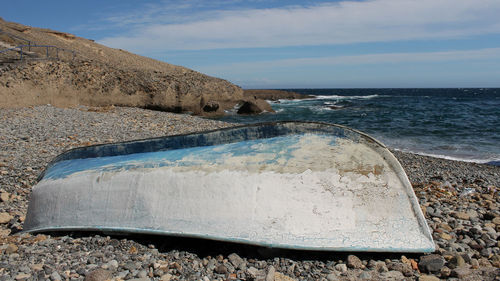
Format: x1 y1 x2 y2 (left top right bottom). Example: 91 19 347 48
0 60 244 116
237 99 274 114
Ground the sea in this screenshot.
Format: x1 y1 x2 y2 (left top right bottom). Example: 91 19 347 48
215 88 500 166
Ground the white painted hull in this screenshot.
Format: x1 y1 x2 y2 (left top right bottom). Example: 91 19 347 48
24 122 435 252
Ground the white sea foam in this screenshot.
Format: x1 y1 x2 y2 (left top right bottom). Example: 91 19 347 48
314 94 380 100
393 148 500 165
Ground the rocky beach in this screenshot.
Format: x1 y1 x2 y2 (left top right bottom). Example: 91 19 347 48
0 105 498 281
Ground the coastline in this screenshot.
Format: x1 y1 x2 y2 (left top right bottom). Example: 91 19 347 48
1 105 499 280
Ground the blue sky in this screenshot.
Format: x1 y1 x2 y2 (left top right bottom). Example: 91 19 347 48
3 0 500 88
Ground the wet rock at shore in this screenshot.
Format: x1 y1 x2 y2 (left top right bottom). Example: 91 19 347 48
237 99 274 114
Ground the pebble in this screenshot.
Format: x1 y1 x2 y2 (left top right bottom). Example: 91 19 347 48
0 212 13 224
14 273 31 280
215 264 228 274
137 270 148 278
418 255 445 273
50 271 62 281
346 255 363 269
84 269 112 281
266 265 276 281
453 211 470 220
326 273 337 281
451 266 472 278
0 192 10 202
160 274 173 281
247 267 260 278
228 253 244 269
106 259 118 269
440 266 451 278
382 270 405 280
334 264 347 273
449 254 466 268
4 243 18 254
358 271 371 279
418 275 440 281
492 217 500 225
274 272 295 281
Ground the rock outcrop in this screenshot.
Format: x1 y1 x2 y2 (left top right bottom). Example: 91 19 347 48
0 18 244 115
237 99 274 114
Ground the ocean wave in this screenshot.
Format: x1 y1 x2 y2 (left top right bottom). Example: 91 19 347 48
393 148 500 165
314 94 381 100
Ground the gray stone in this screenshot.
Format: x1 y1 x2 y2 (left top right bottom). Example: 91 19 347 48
375 262 388 273
387 262 413 276
247 267 260 278
451 266 472 278
5 244 18 254
481 247 493 257
359 271 371 279
266 265 275 281
137 270 148 278
440 266 451 278
326 273 338 281
0 192 10 202
206 259 216 271
160 274 173 281
107 260 118 270
0 212 13 224
15 273 31 280
347 255 363 269
50 271 62 281
418 275 440 281
117 271 129 279
124 261 138 271
215 264 227 274
382 270 405 280
334 264 347 273
448 255 465 269
85 269 112 281
228 253 244 268
418 255 445 273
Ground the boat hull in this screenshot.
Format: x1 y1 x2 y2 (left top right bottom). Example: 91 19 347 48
24 122 434 252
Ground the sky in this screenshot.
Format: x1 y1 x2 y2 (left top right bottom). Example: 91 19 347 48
3 0 500 88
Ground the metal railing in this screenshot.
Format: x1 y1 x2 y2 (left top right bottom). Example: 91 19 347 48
0 44 76 62
0 28 33 51
0 28 77 63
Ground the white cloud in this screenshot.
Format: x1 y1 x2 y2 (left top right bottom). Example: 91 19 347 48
98 0 500 51
196 48 500 73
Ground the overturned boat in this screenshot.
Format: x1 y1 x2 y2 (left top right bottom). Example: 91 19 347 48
24 122 434 252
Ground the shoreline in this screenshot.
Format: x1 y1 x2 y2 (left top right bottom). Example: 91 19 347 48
1 105 499 280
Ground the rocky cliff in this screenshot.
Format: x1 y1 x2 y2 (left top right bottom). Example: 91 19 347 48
0 18 244 115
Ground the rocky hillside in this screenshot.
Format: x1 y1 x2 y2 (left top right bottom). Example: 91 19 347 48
0 18 245 115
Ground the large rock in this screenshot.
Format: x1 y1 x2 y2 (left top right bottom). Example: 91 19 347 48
237 99 274 114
